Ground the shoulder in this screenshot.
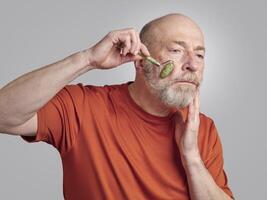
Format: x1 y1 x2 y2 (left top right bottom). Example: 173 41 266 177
199 112 215 129
64 82 129 108
198 112 220 147
62 82 127 96
82 82 127 95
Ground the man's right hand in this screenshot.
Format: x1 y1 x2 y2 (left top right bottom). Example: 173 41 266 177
0 28 149 135
84 28 150 69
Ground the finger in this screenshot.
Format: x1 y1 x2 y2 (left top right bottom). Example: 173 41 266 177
134 32 141 55
118 28 138 55
108 31 127 53
126 43 150 61
189 89 200 124
129 30 138 55
140 43 150 56
120 34 131 56
188 100 195 123
121 53 143 63
195 88 200 114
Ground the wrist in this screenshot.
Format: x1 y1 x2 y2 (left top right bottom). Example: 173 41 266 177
184 154 202 163
181 155 204 175
64 49 95 72
180 151 202 166
78 48 96 70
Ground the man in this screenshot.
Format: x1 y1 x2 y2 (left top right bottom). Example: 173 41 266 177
0 13 234 200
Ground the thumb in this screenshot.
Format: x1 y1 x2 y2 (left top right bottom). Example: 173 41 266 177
174 113 185 140
121 54 142 64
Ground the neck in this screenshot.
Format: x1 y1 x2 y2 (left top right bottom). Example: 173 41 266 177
128 78 172 117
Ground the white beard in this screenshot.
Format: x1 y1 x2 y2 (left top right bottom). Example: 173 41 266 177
142 64 196 108
148 81 195 108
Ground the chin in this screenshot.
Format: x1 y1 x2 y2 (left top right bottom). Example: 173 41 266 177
146 78 197 108
164 96 192 109
160 86 195 109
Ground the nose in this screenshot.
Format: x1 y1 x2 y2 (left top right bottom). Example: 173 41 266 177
181 51 198 72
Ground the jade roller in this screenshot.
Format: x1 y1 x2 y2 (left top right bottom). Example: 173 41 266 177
138 52 174 79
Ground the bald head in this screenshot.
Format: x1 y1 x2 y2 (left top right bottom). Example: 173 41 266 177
140 13 204 54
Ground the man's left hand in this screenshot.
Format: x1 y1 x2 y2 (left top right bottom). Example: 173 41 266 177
175 88 201 165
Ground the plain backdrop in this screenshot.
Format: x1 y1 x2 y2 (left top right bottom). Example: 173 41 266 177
0 0 266 199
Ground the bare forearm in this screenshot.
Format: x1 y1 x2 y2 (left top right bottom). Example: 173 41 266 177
0 28 148 129
0 50 92 127
182 156 233 200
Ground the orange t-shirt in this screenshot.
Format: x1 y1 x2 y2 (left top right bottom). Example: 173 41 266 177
22 82 234 200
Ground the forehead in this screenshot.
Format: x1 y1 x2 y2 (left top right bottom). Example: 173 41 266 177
157 20 205 47
166 29 204 47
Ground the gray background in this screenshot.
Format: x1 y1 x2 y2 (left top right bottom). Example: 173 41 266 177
0 0 266 199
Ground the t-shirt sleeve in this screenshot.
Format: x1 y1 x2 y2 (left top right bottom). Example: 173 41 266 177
21 83 86 156
204 122 235 199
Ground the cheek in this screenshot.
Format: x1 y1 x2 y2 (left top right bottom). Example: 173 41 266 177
198 65 205 78
159 62 175 79
157 52 170 63
160 62 181 80
145 66 161 81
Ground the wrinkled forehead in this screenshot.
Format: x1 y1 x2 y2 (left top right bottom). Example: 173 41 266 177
153 19 205 48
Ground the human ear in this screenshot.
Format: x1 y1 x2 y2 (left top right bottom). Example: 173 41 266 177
134 60 144 74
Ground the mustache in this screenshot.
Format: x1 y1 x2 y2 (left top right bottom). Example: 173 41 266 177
170 73 200 86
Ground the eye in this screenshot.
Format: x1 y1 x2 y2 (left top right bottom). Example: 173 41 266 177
170 49 183 53
196 54 204 59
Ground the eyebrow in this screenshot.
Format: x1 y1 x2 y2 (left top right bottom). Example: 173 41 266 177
173 40 206 52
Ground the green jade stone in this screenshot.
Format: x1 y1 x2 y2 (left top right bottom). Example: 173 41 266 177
145 56 160 66
159 62 174 79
